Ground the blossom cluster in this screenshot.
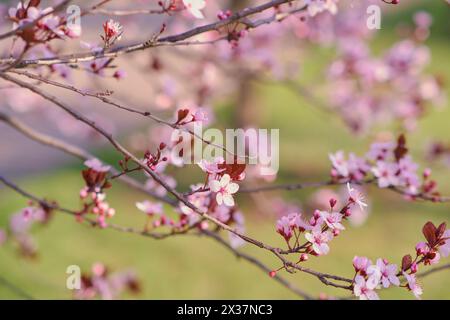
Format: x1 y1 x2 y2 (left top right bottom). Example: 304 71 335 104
101 19 123 47
329 135 441 200
323 11 442 133
8 0 79 45
276 183 367 256
134 157 246 248
79 159 115 228
352 221 449 300
74 263 140 300
0 201 53 258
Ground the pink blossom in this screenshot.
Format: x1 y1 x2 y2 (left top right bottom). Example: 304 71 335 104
375 259 400 288
319 211 345 231
178 185 210 220
414 12 432 29
183 0 206 19
84 159 111 173
288 212 311 231
305 227 333 256
103 19 123 45
415 242 430 255
209 174 239 207
197 157 225 175
192 110 208 123
353 275 379 300
329 151 349 177
276 216 292 240
366 263 382 289
353 256 370 272
136 201 163 216
347 153 370 181
366 142 396 161
305 0 338 17
347 183 368 211
372 161 399 188
403 272 423 299
439 229 450 258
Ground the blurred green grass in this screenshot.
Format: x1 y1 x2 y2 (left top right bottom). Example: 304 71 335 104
1 2 450 299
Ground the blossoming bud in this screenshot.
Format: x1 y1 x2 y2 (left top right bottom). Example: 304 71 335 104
411 262 418 273
423 168 432 179
269 270 277 278
329 198 337 208
300 253 309 262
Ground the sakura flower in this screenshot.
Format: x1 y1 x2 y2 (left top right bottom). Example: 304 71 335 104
183 0 206 19
439 229 450 258
415 242 430 255
353 256 370 273
372 161 399 188
366 142 395 161
366 263 382 289
197 157 225 175
192 110 208 123
85 159 111 173
319 211 345 231
403 272 423 299
347 183 368 211
288 212 311 231
136 201 163 216
347 153 370 181
178 185 210 222
353 275 379 300
102 19 123 46
305 0 338 17
305 227 333 256
375 259 400 288
21 206 46 222
329 151 349 177
276 215 293 240
209 174 239 207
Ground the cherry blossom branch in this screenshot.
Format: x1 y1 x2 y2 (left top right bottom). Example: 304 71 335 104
0 275 34 300
8 69 249 161
0 0 73 41
0 76 357 290
0 111 176 206
91 8 169 16
1 0 299 68
198 230 313 299
416 263 450 279
240 179 450 203
0 175 312 299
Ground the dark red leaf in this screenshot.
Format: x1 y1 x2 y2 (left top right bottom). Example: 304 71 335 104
394 134 408 161
218 162 246 180
436 222 447 240
176 109 190 124
401 254 413 271
422 221 437 246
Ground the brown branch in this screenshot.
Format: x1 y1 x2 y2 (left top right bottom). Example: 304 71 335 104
1 0 299 68
0 0 73 41
0 275 34 300
199 230 314 299
0 111 176 206
240 178 450 203
9 70 245 161
416 263 450 279
0 175 313 299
